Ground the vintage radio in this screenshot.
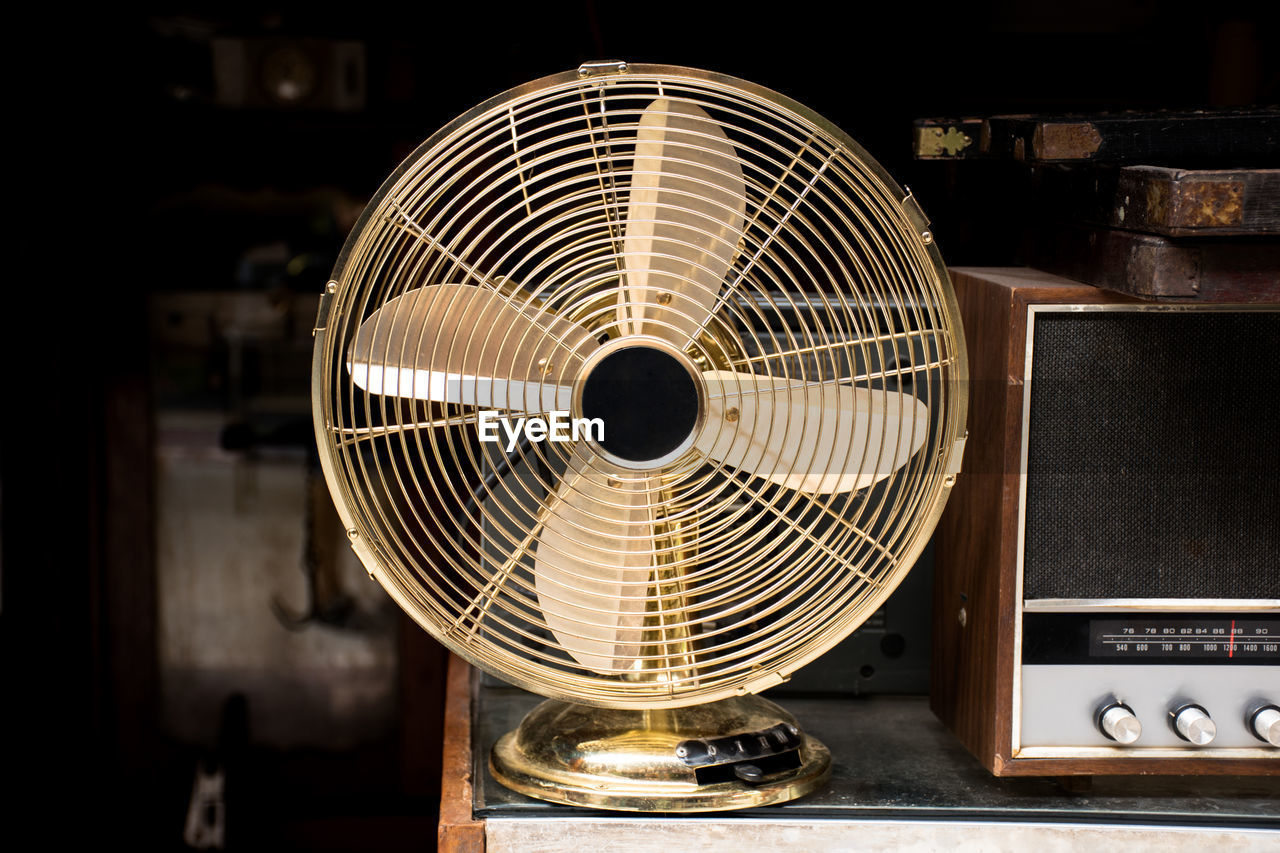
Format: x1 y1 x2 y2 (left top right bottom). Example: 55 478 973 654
933 267 1279 775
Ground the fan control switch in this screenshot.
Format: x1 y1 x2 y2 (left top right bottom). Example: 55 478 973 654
1096 701 1142 745
1171 704 1216 745
676 723 804 786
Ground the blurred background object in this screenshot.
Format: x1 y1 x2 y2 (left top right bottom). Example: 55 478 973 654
151 289 398 750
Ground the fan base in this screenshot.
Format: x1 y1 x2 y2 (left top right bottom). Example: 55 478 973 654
490 695 831 812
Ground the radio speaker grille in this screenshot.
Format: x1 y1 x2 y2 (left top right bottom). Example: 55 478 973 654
1023 310 1280 601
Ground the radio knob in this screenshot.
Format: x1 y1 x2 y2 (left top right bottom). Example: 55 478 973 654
1249 705 1280 747
1171 704 1216 745
1097 702 1142 745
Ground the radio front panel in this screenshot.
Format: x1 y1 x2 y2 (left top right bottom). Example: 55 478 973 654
1017 607 1279 755
1011 303 1280 762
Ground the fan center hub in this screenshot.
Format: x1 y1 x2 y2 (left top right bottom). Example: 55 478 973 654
578 343 701 468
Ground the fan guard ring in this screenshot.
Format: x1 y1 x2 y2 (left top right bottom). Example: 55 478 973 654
313 64 968 709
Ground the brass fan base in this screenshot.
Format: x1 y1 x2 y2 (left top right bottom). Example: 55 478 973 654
490 695 831 812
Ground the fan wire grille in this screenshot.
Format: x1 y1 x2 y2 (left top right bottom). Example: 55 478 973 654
314 66 966 708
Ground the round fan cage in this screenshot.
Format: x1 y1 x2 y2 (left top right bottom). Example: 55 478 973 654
313 63 967 709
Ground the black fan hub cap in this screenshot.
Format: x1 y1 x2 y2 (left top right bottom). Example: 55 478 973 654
580 345 700 465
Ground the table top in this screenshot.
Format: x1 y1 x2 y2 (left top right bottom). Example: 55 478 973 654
471 679 1280 826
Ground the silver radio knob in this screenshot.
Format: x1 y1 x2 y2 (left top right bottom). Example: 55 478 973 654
1097 702 1142 745
1249 705 1280 747
1171 704 1216 745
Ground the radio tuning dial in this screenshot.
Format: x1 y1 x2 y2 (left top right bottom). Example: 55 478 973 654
1171 704 1216 745
1097 702 1142 745
1250 705 1280 747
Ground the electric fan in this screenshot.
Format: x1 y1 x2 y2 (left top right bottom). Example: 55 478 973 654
313 62 967 812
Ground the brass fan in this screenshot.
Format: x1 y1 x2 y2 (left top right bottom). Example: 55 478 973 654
313 62 967 811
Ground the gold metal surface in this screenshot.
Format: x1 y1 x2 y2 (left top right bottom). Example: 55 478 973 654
312 63 969 711
618 98 747 349
913 125 973 158
490 695 831 811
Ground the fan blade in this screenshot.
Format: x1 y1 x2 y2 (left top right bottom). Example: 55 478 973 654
348 284 595 411
534 455 658 674
619 99 747 348
697 371 930 494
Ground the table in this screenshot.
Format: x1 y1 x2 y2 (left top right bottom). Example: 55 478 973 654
438 657 1280 852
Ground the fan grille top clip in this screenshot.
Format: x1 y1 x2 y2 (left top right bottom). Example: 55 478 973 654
313 63 967 710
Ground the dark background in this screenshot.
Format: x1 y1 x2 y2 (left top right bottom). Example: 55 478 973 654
4 2 1274 849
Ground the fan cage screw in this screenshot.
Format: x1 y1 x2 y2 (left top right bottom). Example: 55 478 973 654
537 358 554 375
656 292 673 305
921 230 934 245
675 746 688 758
725 407 740 423
578 60 629 78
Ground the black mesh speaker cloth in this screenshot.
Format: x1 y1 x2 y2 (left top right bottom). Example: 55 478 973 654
1023 309 1280 601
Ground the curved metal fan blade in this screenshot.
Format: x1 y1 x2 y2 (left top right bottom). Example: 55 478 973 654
533 455 659 674
348 284 596 411
697 371 930 494
618 99 747 348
